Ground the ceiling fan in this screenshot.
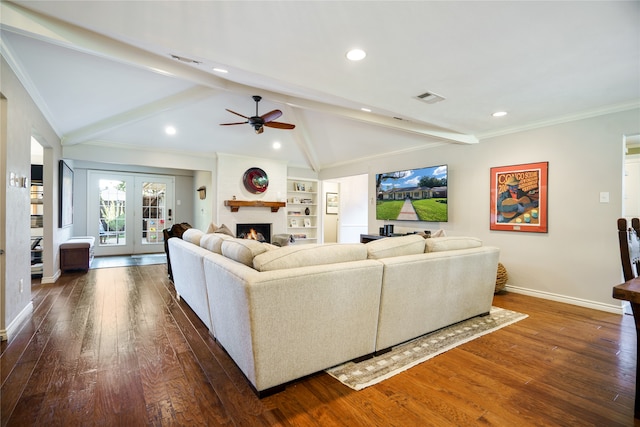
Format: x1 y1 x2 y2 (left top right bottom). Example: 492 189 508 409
220 95 296 134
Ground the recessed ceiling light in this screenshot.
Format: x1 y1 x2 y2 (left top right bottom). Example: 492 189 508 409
272 141 281 150
492 111 508 117
346 49 366 61
213 67 228 73
361 107 372 113
165 126 177 135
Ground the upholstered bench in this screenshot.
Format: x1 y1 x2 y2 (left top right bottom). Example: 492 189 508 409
60 236 95 272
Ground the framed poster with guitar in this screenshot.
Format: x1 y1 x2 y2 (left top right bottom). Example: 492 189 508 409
490 161 548 233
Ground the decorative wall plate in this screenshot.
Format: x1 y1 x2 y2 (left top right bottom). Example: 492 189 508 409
243 167 269 193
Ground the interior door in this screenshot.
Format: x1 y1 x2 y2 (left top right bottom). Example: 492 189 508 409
88 171 174 256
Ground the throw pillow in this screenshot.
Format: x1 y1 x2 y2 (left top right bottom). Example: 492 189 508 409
214 224 235 237
205 222 219 234
431 229 447 238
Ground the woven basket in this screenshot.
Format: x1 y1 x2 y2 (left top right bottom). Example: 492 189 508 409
495 262 508 293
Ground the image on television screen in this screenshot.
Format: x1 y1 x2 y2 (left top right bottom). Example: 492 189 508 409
375 165 448 222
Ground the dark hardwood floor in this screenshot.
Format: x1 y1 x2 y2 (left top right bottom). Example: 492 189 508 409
1 264 638 426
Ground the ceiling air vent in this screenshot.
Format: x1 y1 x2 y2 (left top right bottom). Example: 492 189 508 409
416 91 445 104
169 54 202 65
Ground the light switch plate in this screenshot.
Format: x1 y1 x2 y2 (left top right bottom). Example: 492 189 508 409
599 192 610 203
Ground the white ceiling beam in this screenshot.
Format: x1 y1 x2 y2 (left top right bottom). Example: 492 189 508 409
286 107 320 172
279 97 479 145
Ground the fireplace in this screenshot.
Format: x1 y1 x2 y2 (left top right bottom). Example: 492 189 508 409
236 223 271 243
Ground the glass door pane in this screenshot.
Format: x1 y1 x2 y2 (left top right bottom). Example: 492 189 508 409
99 179 127 247
141 181 166 246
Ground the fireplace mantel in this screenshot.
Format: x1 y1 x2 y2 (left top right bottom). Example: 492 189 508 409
224 200 286 213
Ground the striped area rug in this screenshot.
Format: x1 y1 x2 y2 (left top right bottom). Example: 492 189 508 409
326 307 527 390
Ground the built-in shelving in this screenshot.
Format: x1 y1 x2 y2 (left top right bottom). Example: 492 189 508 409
30 177 43 277
286 178 320 244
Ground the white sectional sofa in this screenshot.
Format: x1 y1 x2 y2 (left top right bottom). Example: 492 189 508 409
167 231 215 332
168 230 500 396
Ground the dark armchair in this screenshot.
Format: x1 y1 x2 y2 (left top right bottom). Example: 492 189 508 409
163 222 192 281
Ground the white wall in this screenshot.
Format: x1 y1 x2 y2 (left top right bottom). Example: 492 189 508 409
216 153 289 238
193 169 213 231
1 56 67 340
321 108 640 312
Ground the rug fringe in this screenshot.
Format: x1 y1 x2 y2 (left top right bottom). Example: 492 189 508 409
327 307 528 391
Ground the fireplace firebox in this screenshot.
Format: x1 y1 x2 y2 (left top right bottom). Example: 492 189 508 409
236 223 271 243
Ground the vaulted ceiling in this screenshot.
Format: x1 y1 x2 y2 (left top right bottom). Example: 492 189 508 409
2 1 639 171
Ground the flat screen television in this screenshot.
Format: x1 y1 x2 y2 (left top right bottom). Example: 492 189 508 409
375 164 448 222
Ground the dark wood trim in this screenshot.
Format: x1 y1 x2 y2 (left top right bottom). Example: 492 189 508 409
224 200 285 212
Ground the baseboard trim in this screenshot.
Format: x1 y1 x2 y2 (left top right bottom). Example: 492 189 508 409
40 269 61 284
0 301 34 341
505 285 623 314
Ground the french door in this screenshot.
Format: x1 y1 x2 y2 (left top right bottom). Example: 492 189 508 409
87 171 174 256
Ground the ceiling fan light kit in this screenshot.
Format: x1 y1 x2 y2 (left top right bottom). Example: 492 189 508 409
220 95 296 134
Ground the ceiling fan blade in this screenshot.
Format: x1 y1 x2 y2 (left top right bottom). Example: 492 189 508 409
225 109 248 119
264 121 296 130
260 109 283 123
220 121 248 126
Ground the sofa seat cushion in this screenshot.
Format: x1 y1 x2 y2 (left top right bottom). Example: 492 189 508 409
365 234 425 259
253 243 367 272
425 236 482 252
200 232 233 254
221 238 270 267
182 228 205 246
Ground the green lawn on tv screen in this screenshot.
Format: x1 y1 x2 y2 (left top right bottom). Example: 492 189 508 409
376 199 447 222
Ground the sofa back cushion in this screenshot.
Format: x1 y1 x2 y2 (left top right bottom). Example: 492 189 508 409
253 243 367 272
200 233 233 254
365 234 426 259
182 228 204 246
221 238 270 267
425 236 482 253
